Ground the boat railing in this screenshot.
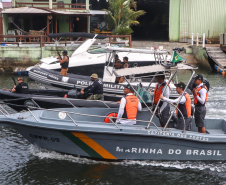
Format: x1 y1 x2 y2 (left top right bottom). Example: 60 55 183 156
0 95 193 132
146 69 195 133
146 69 179 129
162 70 196 133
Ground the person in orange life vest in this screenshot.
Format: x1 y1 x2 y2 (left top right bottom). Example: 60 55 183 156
116 84 142 125
152 74 170 127
58 50 69 76
160 82 192 130
192 74 208 133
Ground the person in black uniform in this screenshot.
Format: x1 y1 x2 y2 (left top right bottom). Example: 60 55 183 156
80 73 103 100
11 77 28 93
58 50 69 76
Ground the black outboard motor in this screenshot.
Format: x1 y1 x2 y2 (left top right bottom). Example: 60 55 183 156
173 47 184 53
67 89 78 98
67 85 79 98
187 76 210 91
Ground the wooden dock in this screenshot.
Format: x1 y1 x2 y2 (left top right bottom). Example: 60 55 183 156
206 47 226 69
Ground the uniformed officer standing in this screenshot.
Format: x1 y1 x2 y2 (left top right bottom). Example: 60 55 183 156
152 74 170 127
116 84 142 125
160 82 192 130
11 77 29 94
192 74 208 133
80 73 103 100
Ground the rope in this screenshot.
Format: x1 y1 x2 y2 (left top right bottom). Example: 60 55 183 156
9 17 52 34
9 18 29 35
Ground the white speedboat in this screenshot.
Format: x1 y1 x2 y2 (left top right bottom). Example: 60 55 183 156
27 32 171 76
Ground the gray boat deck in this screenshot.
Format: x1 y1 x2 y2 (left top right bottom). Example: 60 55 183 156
206 47 226 69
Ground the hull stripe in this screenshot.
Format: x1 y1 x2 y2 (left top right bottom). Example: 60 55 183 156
63 131 117 159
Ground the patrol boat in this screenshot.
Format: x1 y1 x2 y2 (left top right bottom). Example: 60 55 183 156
27 32 171 76
1 68 225 161
28 47 191 96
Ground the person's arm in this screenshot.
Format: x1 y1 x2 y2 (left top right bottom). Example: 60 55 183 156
11 85 16 93
159 86 170 112
137 101 142 111
163 85 170 98
84 82 96 94
59 56 68 64
163 96 186 104
196 88 207 105
116 98 126 123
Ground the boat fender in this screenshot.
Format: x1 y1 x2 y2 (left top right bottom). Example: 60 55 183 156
104 113 118 123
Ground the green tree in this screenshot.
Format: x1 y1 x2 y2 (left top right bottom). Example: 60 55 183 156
104 0 145 35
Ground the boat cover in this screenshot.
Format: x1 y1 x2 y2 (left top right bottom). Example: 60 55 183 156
47 32 108 40
103 46 169 54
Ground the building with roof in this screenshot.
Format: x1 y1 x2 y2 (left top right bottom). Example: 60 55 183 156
0 0 107 40
0 0 225 43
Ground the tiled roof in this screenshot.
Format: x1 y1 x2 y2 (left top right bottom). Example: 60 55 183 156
2 7 50 14
2 2 12 8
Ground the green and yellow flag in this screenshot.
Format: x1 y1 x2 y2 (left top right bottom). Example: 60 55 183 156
172 52 183 63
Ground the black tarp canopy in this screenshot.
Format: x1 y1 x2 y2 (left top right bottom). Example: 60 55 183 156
47 32 108 39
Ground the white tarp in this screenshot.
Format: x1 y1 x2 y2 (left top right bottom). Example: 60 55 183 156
103 46 169 54
114 63 196 76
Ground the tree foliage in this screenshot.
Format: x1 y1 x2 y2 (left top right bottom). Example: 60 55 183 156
104 0 145 35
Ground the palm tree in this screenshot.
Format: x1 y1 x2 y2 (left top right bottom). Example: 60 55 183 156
104 0 145 35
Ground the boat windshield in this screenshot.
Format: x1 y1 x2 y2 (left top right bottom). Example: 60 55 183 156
136 85 152 103
87 47 107 54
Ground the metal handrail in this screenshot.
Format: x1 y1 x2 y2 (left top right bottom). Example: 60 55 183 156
23 106 157 126
162 70 196 133
146 70 178 129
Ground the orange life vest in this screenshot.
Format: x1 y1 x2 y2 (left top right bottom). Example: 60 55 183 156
122 95 139 120
154 82 169 106
193 85 208 106
177 93 191 118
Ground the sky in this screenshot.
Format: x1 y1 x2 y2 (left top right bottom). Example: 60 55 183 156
2 0 12 2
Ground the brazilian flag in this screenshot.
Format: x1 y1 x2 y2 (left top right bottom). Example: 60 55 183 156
172 52 183 63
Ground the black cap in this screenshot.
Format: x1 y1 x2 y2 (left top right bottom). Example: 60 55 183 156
123 56 128 61
175 82 186 90
125 84 134 91
194 74 203 81
62 50 68 54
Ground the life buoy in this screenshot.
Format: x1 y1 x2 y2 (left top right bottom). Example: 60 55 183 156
104 113 118 123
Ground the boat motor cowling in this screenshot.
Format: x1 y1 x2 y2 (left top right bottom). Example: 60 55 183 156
67 89 78 98
188 77 210 91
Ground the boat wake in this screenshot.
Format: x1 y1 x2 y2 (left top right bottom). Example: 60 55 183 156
30 145 226 172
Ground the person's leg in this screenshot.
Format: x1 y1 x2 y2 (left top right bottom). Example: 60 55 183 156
195 106 206 133
159 104 170 127
60 68 64 76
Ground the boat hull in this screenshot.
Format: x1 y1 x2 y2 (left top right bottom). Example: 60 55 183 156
1 107 226 161
6 124 226 161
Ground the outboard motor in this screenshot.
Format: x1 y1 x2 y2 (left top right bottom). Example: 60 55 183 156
173 47 184 53
67 89 77 98
187 76 210 91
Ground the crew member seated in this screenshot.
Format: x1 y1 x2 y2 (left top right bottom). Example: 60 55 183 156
11 77 29 93
116 84 142 125
114 54 122 69
118 56 130 83
160 82 192 130
80 73 103 100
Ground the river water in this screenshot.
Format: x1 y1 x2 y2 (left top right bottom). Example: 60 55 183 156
1 67 226 185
